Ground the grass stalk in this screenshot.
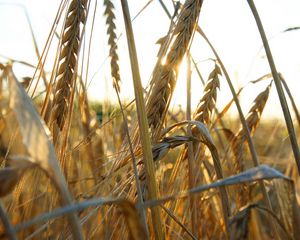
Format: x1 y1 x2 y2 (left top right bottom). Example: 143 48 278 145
120 0 164 239
246 0 300 174
186 55 198 238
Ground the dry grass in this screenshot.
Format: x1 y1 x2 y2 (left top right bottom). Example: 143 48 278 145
0 0 299 239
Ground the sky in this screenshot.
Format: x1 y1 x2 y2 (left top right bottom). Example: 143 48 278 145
0 0 299 120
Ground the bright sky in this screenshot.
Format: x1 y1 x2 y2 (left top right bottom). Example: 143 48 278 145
0 0 299 120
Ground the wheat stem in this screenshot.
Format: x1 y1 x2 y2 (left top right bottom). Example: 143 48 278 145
114 86 150 238
186 55 198 237
120 0 163 239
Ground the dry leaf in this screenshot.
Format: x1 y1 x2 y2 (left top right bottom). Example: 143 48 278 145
7 69 83 238
8 71 60 176
144 165 290 208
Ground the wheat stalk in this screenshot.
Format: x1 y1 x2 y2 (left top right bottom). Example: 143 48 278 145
120 0 164 238
104 0 121 92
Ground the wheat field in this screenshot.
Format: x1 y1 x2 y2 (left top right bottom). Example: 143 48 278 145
0 0 299 239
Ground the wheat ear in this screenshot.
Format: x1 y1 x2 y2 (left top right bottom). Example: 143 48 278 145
146 0 203 139
238 84 271 138
233 83 271 173
51 0 86 131
232 84 271 210
104 0 121 92
193 63 221 126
